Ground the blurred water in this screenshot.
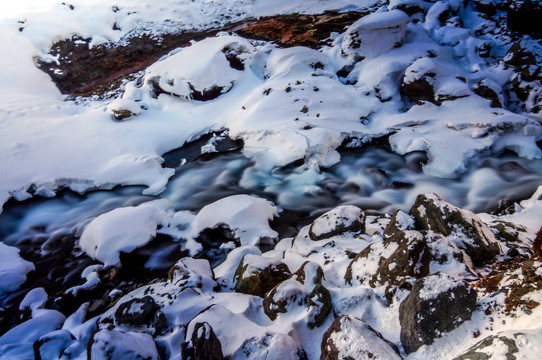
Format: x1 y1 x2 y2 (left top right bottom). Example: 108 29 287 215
2 147 542 246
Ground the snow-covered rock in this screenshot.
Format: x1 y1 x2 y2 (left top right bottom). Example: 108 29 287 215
342 10 409 60
88 329 159 360
0 242 34 299
309 205 365 240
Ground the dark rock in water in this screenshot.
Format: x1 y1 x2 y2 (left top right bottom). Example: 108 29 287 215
187 322 224 360
453 333 521 360
306 284 332 329
263 280 308 321
232 332 307 360
234 254 292 297
88 329 159 359
33 329 75 360
114 296 160 327
399 273 477 353
321 315 401 360
309 205 365 240
507 1 542 36
409 193 501 263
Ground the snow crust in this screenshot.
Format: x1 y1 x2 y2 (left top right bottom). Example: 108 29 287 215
0 242 34 298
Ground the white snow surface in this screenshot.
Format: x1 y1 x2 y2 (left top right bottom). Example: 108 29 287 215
0 242 34 299
79 201 170 266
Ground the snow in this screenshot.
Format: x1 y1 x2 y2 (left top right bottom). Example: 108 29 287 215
79 201 169 266
418 273 464 301
188 194 279 247
310 205 364 239
0 242 34 299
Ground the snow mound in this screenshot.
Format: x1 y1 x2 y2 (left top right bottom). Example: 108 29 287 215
79 201 169 266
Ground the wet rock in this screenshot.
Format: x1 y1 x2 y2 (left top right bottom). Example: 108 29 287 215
234 254 292 297
187 322 224 360
306 284 332 329
263 279 308 321
341 10 409 60
33 329 75 360
321 315 401 360
473 78 502 108
88 329 159 360
399 273 477 353
409 193 501 262
309 205 365 240
114 296 160 327
402 58 437 103
453 333 521 360
232 332 307 360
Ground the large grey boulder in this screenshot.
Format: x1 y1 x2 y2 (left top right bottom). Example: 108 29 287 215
399 273 477 353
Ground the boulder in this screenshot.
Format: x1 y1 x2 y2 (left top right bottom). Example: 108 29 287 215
234 254 292 297
263 280 308 321
401 58 437 103
306 284 332 329
232 332 307 360
533 226 542 256
309 205 365 240
342 10 409 60
399 273 477 353
389 0 424 16
114 296 160 328
504 42 537 68
453 333 522 360
188 322 224 360
321 316 401 360
168 257 216 291
409 193 501 262
507 1 542 36
88 329 159 360
473 0 497 16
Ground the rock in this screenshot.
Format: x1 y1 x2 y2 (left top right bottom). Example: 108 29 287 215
473 78 502 108
399 273 477 353
504 42 537 68
291 261 324 288
401 58 437 103
114 296 160 327
321 315 401 360
263 279 308 321
232 332 307 360
188 322 224 360
453 334 521 360
234 254 292 297
168 257 217 291
88 329 159 360
533 226 542 256
341 10 409 60
306 284 332 329
309 205 365 240
33 329 75 360
111 108 137 121
409 193 501 262
345 229 431 300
